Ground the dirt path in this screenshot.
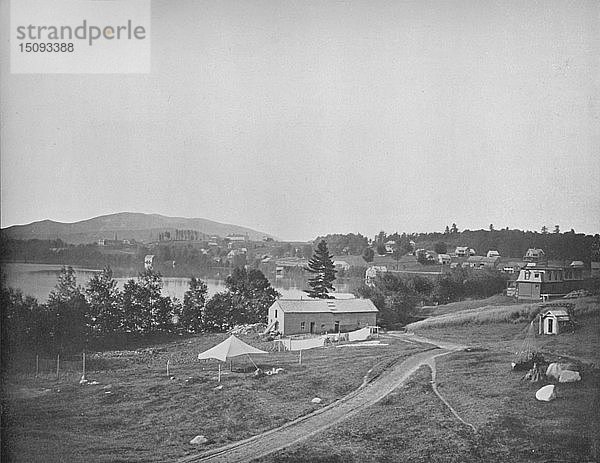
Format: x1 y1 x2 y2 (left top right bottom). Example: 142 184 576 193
179 337 464 463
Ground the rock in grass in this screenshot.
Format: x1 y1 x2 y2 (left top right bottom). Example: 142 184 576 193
190 435 208 445
558 370 581 383
311 397 322 404
535 384 556 402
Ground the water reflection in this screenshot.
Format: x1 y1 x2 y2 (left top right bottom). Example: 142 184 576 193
3 263 356 302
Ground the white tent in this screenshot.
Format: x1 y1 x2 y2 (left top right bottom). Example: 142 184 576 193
198 335 268 381
198 335 268 361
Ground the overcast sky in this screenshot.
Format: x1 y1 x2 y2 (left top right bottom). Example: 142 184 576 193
1 0 599 241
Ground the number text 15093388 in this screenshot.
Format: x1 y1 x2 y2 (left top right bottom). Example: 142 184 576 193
19 42 74 53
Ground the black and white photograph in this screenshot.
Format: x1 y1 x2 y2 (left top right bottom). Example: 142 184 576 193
1 0 599 461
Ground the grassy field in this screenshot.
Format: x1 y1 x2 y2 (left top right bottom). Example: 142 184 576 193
255 297 600 462
1 334 424 462
257 354 599 462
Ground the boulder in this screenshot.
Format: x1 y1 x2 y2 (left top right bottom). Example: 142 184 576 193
311 397 322 404
190 435 208 445
546 363 578 381
535 384 556 402
558 370 581 383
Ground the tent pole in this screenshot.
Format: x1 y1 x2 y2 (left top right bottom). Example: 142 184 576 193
218 363 221 383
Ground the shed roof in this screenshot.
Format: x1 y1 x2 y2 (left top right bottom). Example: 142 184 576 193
541 309 570 320
273 298 378 314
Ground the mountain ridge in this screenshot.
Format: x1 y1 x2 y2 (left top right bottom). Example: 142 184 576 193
1 212 277 244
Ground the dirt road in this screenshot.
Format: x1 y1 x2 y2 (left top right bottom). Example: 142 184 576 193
179 335 464 463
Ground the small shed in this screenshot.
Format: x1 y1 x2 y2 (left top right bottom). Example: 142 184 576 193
538 309 572 335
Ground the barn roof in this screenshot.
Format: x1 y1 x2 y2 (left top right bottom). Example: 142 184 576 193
273 298 378 314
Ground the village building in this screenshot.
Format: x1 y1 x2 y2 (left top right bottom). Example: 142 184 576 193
267 298 378 335
523 248 547 263
591 262 600 278
331 255 369 272
365 265 388 285
454 246 476 257
384 240 396 253
466 255 501 270
438 253 451 265
144 254 155 270
515 266 585 301
487 250 500 258
501 260 526 274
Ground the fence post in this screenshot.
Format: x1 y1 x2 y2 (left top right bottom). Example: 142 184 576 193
166 359 170 377
299 349 302 365
82 352 86 380
36 355 39 377
56 353 60 380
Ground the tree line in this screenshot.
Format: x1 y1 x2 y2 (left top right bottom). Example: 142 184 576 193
1 266 279 357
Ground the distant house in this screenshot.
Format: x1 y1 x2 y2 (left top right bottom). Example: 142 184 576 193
591 262 600 278
523 248 547 263
384 240 396 253
438 254 451 265
144 255 155 270
227 234 248 242
267 298 378 335
365 266 387 285
454 247 476 257
539 308 573 335
332 255 368 270
333 260 350 272
501 261 526 274
487 250 500 258
466 255 500 270
455 246 469 257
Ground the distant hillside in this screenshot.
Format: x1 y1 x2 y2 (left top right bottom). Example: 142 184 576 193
1 212 277 244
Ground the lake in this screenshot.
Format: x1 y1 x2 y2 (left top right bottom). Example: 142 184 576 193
2 263 355 302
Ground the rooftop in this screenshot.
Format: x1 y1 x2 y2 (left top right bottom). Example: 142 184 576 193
273 298 378 314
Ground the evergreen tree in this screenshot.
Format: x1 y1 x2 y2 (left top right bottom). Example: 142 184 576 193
305 240 337 299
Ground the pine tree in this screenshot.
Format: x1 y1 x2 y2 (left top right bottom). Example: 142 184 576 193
305 240 337 299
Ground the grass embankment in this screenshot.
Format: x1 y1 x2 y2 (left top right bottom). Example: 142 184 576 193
258 298 600 463
1 334 424 462
407 296 599 331
258 354 599 462
419 294 517 317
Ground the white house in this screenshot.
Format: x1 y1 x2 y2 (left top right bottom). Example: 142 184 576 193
487 250 500 258
455 246 469 257
144 255 155 270
438 254 451 265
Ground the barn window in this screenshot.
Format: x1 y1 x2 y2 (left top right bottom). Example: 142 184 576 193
300 322 305 331
275 309 278 318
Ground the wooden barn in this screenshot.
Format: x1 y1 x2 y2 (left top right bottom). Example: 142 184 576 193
267 298 378 336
